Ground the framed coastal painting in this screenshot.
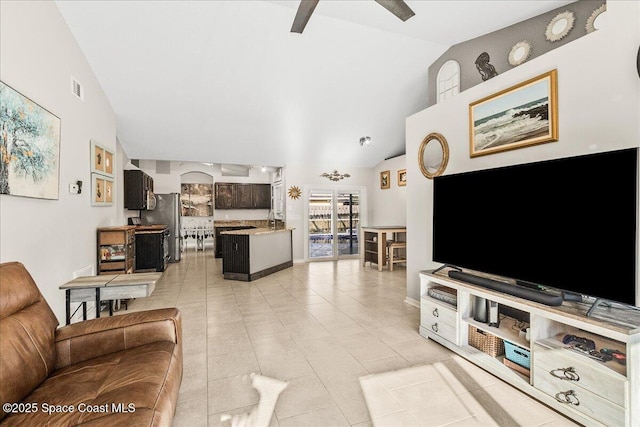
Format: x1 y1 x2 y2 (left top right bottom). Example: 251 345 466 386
0 81 61 199
469 69 558 157
91 140 114 177
380 170 390 189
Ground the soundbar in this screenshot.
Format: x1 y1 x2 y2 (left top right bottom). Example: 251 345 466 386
448 270 563 306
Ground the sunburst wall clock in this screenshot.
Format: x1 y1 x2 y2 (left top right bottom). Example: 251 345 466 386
288 186 301 200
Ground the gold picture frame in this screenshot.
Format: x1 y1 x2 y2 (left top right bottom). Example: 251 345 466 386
397 169 407 186
380 170 390 189
469 69 558 157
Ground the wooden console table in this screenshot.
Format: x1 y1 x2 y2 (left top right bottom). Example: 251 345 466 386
361 226 406 271
60 272 161 325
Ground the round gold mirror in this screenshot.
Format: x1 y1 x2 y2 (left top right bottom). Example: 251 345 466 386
418 132 449 179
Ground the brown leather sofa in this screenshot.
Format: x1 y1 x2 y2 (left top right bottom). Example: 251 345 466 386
0 262 182 426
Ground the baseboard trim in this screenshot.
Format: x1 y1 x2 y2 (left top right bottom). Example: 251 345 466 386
404 297 419 308
224 261 293 282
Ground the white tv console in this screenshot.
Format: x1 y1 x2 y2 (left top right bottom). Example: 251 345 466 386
419 268 640 427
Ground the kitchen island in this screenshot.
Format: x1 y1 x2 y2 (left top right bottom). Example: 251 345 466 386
220 227 293 281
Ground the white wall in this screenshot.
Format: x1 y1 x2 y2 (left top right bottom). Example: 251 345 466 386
405 1 640 302
284 163 372 261
0 1 119 324
368 155 407 226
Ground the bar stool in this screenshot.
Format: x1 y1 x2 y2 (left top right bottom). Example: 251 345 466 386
387 240 406 271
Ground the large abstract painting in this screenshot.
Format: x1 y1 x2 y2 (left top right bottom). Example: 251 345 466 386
0 81 60 199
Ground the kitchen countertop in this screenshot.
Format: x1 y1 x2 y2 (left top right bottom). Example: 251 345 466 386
220 227 294 236
134 224 168 233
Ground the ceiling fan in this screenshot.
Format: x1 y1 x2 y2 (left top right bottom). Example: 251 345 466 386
291 0 415 33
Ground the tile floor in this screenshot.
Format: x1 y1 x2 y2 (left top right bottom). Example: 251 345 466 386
123 250 578 426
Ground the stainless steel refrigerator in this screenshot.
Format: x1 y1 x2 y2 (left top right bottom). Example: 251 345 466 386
140 193 181 262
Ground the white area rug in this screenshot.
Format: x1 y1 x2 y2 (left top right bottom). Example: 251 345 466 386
359 355 579 426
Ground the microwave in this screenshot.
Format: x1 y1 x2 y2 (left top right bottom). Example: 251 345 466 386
146 191 157 210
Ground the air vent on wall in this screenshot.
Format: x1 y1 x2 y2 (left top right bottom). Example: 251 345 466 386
156 160 171 174
221 164 250 177
71 76 84 102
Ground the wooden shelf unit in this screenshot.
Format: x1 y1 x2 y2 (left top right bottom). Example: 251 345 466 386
419 268 640 427
363 230 386 267
97 226 136 275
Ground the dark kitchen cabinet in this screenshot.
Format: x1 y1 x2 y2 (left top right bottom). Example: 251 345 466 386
235 184 253 209
214 183 271 209
124 170 154 210
214 183 234 209
221 234 249 276
252 184 271 209
214 226 256 258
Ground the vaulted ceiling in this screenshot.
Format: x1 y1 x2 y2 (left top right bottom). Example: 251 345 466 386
55 0 573 168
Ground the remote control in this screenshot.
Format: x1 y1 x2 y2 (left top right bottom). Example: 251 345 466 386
570 344 607 362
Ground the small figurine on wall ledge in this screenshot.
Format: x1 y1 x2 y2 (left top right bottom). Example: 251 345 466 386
475 52 498 81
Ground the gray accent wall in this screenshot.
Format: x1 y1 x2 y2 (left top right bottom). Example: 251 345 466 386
407 0 639 304
427 0 606 106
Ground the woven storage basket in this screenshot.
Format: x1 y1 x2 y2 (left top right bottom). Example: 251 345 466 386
468 325 505 357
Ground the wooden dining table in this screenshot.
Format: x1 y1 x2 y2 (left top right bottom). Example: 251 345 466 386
361 226 407 271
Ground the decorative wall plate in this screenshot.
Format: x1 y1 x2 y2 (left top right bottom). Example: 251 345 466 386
508 41 532 66
288 186 301 200
586 4 606 34
545 11 575 42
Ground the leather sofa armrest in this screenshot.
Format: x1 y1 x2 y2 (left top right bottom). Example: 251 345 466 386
54 308 181 370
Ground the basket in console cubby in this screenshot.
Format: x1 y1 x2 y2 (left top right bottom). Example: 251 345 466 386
427 285 457 307
504 341 530 369
468 325 504 357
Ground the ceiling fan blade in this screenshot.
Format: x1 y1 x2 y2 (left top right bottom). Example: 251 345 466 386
374 0 415 22
291 0 320 33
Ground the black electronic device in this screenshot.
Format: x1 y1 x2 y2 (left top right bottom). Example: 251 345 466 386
128 217 141 226
473 296 488 323
448 270 563 306
434 148 638 311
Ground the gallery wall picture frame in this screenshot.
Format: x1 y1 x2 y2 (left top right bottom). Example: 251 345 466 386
469 69 558 158
398 169 407 186
90 140 114 177
380 170 390 189
91 173 113 206
0 81 61 200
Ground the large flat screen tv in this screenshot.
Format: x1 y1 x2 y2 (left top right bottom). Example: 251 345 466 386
433 148 638 308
